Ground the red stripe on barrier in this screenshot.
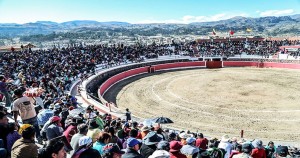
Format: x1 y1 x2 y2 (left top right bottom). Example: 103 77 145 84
153 61 205 71
99 61 205 96
99 67 149 95
223 61 258 67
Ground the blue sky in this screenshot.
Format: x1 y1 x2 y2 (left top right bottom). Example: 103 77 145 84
0 0 299 24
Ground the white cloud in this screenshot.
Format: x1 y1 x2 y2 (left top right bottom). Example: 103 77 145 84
135 13 248 24
259 9 295 17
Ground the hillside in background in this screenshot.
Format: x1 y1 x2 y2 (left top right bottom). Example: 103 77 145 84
0 14 299 42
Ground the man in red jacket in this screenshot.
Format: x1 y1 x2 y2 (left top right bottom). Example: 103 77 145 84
251 139 266 158
195 133 208 150
169 141 187 158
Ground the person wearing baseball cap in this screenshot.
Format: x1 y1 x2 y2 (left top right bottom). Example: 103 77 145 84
102 143 125 158
122 137 142 158
72 136 93 158
180 137 199 158
46 116 63 140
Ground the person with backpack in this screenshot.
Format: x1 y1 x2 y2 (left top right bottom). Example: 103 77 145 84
205 140 224 158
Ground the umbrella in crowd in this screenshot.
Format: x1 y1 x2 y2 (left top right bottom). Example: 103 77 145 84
143 119 155 127
37 109 54 126
68 108 85 117
152 116 174 124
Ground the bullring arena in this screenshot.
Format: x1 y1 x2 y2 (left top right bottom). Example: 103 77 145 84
90 60 300 145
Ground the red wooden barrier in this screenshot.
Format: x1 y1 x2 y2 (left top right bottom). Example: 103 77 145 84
99 62 205 96
206 61 223 68
99 61 300 97
223 61 258 67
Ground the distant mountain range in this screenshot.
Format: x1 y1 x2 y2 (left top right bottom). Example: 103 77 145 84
0 14 299 37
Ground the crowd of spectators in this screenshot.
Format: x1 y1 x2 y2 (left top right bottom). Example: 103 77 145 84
0 40 300 158
1 107 299 158
193 39 300 58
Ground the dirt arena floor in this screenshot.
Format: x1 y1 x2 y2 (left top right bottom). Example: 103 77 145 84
105 67 300 142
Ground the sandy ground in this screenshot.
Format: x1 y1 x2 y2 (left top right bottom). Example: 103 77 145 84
106 67 300 142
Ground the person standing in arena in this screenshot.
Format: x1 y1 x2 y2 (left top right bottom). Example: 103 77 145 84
125 108 131 122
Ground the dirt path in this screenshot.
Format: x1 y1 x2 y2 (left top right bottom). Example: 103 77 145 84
105 67 300 142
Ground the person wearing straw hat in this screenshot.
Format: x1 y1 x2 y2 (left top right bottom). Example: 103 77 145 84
11 124 39 158
218 134 232 158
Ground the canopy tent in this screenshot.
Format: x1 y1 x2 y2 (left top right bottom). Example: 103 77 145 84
24 43 36 48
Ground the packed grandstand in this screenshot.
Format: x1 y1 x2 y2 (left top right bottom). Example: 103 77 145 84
1 39 300 158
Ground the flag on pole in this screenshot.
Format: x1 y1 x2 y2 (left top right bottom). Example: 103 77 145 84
246 28 252 32
229 30 234 35
212 29 216 35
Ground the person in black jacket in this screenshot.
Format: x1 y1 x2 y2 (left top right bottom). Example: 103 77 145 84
140 132 162 158
122 137 143 158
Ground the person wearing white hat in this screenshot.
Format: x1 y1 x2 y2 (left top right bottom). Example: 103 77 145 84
149 150 170 158
71 136 93 158
179 133 192 145
218 135 232 158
